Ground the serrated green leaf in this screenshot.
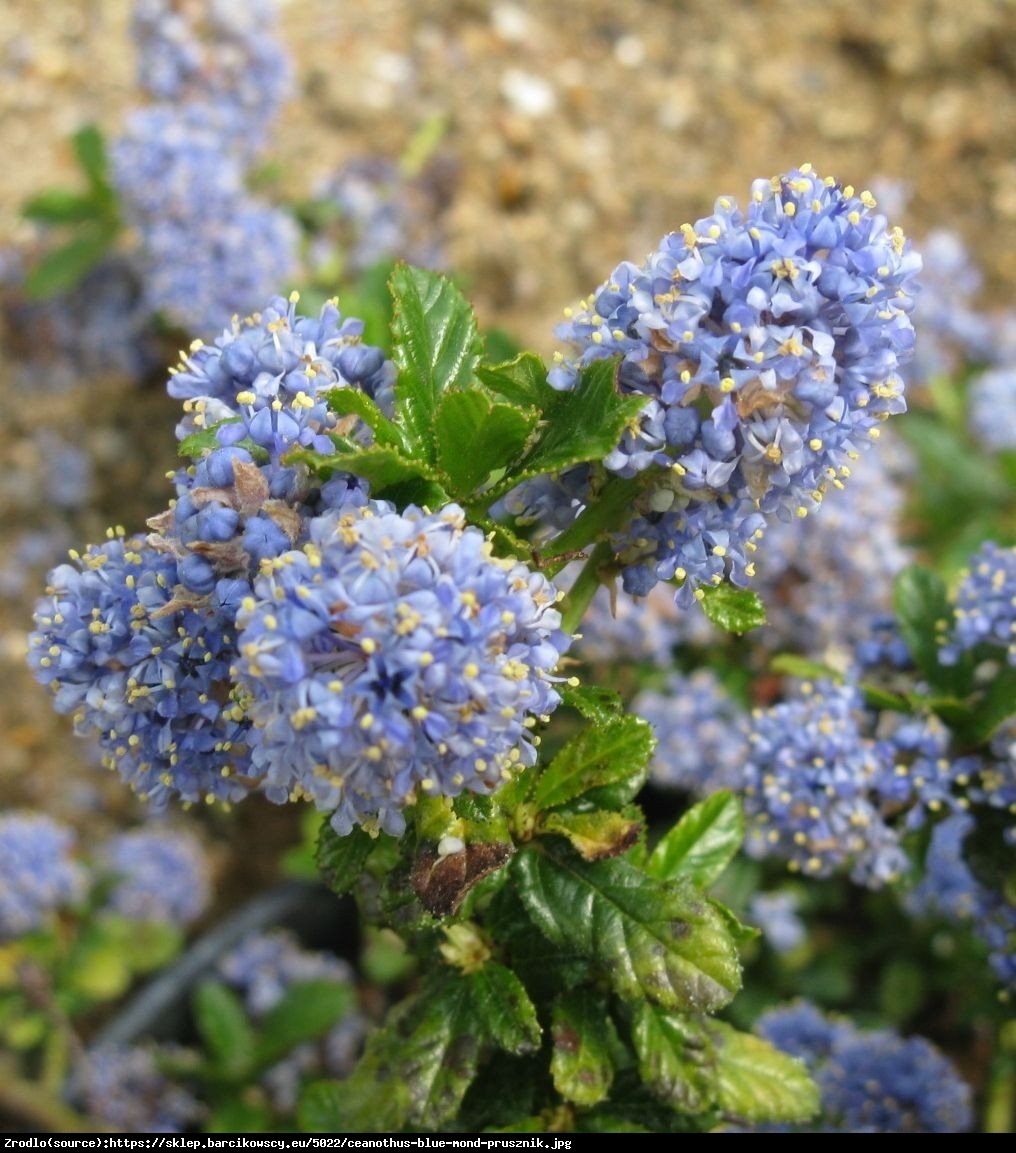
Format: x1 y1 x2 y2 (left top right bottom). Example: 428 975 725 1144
177 423 240 459
706 1019 819 1124
193 980 254 1079
465 962 541 1056
631 1003 715 1114
699 585 767 634
316 820 377 895
476 352 558 410
540 809 642 861
647 793 745 888
514 845 741 1011
22 188 102 225
530 714 654 812
435 389 538 495
324 387 407 450
254 980 354 1071
390 265 482 461
23 226 117 299
559 682 625 724
513 358 647 481
893 565 969 695
550 989 616 1106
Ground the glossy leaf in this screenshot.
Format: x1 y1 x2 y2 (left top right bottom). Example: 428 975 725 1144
324 386 407 450
390 265 482 461
298 1077 410 1134
316 821 376 896
550 989 616 1106
514 845 741 1011
464 962 541 1056
631 1003 714 1114
646 793 745 888
476 352 558 411
699 585 767 634
558 682 625 724
706 1020 819 1124
530 714 654 812
435 389 538 494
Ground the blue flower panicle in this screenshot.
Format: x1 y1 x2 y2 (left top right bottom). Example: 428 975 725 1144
0 813 87 940
27 532 258 808
756 1001 973 1132
938 541 1016 667
549 165 920 600
100 826 212 928
233 501 571 836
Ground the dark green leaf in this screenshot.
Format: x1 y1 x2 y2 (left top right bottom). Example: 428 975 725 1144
298 1077 409 1134
631 1003 714 1114
646 793 745 888
390 265 482 461
550 989 616 1106
465 962 541 1056
288 444 446 506
530 713 655 812
21 189 101 225
435 389 538 495
476 352 558 411
540 809 642 861
706 1019 819 1124
514 844 741 1011
482 328 522 364
324 387 407 450
316 821 377 895
513 358 647 480
23 226 117 299
699 585 767 634
893 565 969 695
192 981 254 1079
254 980 354 1072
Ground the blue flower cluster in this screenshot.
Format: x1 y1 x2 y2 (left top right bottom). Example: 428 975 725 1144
100 826 211 928
633 669 748 795
112 2 297 333
571 579 682 668
0 812 86 940
756 1001 972 1132
547 165 920 601
219 930 366 1111
72 1045 203 1133
233 501 570 836
938 541 1016 667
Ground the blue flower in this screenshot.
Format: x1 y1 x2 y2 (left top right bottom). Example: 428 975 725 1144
100 826 211 927
72 1045 203 1133
969 367 1016 453
939 541 1016 667
233 502 570 836
0 812 86 940
549 166 920 599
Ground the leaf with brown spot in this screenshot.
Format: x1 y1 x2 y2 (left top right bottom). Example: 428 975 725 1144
412 841 514 916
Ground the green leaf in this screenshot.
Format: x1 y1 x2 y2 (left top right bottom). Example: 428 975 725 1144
390 265 483 461
540 809 643 861
22 189 101 225
177 425 236 459
513 358 647 481
550 990 616 1106
893 565 968 694
770 653 842 683
530 714 655 812
706 1019 819 1124
699 585 767 634
435 389 538 495
23 225 117 299
631 1003 714 1114
324 387 407 450
316 820 377 895
559 682 625 724
192 981 254 1079
476 352 558 411
71 124 111 191
298 1077 410 1134
207 1099 272 1133
514 844 741 1011
646 793 745 888
254 980 354 1071
465 962 541 1056
98 915 183 974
